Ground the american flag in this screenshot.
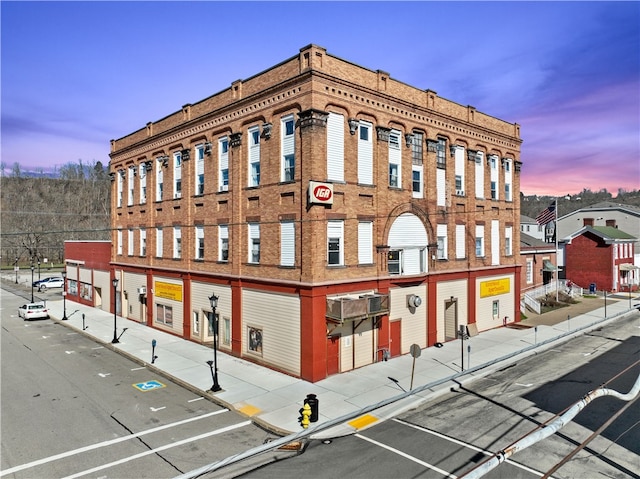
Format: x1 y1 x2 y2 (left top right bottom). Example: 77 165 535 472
536 201 556 225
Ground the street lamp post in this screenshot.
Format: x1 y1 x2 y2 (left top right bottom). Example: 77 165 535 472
112 278 119 343
14 257 18 284
207 293 222 392
38 260 41 281
61 270 68 320
30 265 35 302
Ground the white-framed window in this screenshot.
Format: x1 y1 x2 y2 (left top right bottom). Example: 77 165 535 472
218 137 229 192
475 225 485 258
193 311 200 335
139 163 147 204
504 158 513 202
222 317 231 346
327 112 344 182
281 115 295 182
195 144 205 196
436 138 446 169
505 226 513 256
437 224 448 260
492 300 499 319
248 126 260 187
156 227 163 258
117 229 123 255
358 221 373 264
127 228 134 256
280 221 295 267
526 258 533 284
358 120 373 185
455 224 466 259
489 155 499 200
139 228 146 256
327 220 344 266
156 304 173 326
116 170 124 207
218 224 229 261
173 226 181 259
453 145 465 196
195 225 204 260
491 219 500 265
412 165 423 198
173 151 182 199
156 159 164 201
475 151 484 199
389 130 401 188
127 167 135 206
412 131 423 165
248 223 260 264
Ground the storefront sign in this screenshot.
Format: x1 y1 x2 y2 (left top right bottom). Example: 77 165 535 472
480 278 510 298
309 181 333 205
154 281 183 301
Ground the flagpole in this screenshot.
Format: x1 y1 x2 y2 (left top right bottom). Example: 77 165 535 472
555 196 559 302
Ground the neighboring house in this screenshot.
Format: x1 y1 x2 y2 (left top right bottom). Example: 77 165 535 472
556 202 640 268
520 232 558 294
564 226 637 292
63 241 111 311
520 215 545 241
68 44 524 383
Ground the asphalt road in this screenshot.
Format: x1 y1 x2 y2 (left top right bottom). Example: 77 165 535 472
237 312 640 479
0 288 276 479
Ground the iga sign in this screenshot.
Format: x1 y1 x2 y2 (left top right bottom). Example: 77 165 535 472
309 181 333 205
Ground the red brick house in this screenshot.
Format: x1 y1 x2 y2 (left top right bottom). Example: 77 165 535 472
564 226 637 292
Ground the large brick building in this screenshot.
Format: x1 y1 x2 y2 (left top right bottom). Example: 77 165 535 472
106 44 522 382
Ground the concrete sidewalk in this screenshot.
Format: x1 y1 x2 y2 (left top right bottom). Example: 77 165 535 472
27 291 640 437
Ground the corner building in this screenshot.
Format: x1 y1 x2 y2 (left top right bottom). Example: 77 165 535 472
109 45 522 382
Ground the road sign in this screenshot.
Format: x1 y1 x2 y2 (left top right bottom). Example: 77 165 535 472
133 380 166 391
409 343 421 358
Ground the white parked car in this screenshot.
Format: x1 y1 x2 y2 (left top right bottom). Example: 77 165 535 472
18 303 49 320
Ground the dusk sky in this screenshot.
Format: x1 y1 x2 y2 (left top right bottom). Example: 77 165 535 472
2 1 638 196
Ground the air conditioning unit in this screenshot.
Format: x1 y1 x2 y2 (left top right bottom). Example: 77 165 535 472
137 287 146 295
456 189 465 196
174 192 181 199
220 185 229 192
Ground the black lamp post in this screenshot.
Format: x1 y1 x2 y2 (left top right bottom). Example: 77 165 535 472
61 270 68 320
207 293 221 392
30 265 35 302
38 260 41 281
14 257 18 284
112 278 119 343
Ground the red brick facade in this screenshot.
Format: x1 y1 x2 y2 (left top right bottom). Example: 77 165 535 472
103 45 523 381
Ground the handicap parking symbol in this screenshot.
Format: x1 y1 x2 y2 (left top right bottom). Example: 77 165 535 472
133 380 166 392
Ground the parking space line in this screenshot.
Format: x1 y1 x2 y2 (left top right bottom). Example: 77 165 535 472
355 433 456 478
0 409 229 477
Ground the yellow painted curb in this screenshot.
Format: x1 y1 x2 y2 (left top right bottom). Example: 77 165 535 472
348 414 378 430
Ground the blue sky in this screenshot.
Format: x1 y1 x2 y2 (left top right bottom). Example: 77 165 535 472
2 1 639 196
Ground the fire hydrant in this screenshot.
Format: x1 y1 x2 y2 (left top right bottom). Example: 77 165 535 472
300 402 311 429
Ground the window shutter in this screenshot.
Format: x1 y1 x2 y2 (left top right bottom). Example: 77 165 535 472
280 222 295 266
358 221 373 264
326 113 344 181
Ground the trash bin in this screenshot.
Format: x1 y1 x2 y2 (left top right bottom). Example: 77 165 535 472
589 283 596 294
305 394 319 422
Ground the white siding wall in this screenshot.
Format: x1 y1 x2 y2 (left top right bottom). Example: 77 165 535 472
436 280 468 343
389 285 427 353
79 268 92 283
242 289 301 376
353 320 376 368
152 276 184 334
191 282 232 349
94 270 110 312
123 271 147 322
475 274 515 332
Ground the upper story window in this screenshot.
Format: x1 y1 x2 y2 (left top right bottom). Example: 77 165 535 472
127 228 134 256
412 131 423 165
280 221 295 267
139 163 147 204
248 126 260 187
127 167 135 206
117 170 124 207
173 226 182 259
327 220 344 266
248 223 260 264
388 130 401 188
327 113 344 182
156 158 164 201
281 115 295 182
195 225 204 260
156 227 163 258
412 165 423 198
117 229 123 255
139 228 146 257
219 224 229 261
173 151 182 199
436 138 446 169
219 138 229 192
358 121 373 185
195 145 205 196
